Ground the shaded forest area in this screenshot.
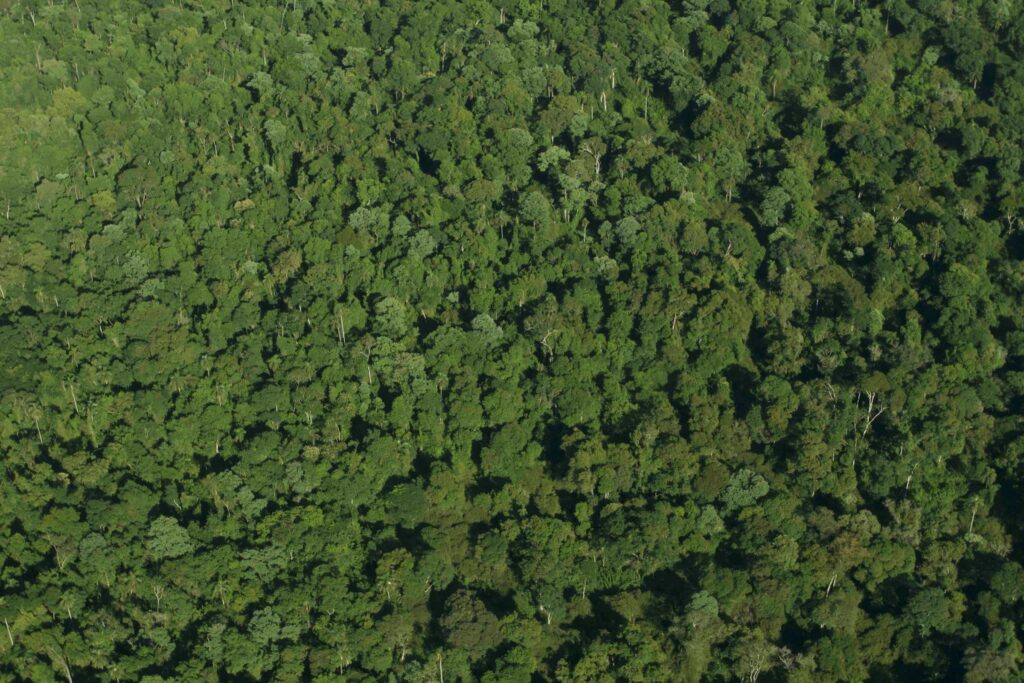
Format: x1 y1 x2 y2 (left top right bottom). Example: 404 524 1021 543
2 0 1024 680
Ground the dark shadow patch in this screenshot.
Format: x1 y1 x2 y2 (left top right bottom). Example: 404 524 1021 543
723 364 758 419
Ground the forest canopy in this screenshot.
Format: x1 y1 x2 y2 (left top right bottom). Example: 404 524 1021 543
1 0 1024 681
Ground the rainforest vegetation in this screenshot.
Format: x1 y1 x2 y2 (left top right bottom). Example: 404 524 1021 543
2 0 1024 680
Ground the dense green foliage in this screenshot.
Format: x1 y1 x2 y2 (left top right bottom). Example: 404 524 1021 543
2 0 1024 680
